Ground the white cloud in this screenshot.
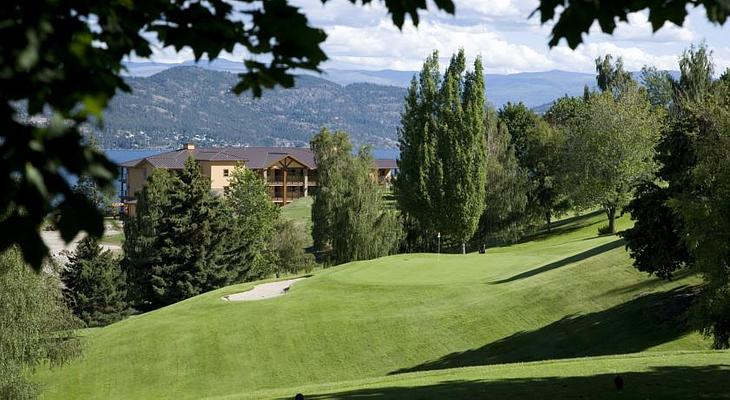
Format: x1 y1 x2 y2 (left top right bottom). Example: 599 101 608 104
137 1 727 74
323 20 555 73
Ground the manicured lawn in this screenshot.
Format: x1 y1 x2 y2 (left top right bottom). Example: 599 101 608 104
280 196 313 247
281 196 313 224
37 212 714 399
228 351 730 400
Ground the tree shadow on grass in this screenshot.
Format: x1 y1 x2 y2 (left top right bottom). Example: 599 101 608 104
291 365 730 400
491 239 625 285
519 210 605 244
390 287 696 375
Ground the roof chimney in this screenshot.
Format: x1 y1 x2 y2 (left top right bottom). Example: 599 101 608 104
184 143 195 150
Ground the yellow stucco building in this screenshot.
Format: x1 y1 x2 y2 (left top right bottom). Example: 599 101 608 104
119 144 396 215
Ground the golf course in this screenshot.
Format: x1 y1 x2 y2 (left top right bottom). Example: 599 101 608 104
36 211 728 399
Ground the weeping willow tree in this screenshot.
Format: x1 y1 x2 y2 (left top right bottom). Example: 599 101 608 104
311 129 403 265
1 249 80 398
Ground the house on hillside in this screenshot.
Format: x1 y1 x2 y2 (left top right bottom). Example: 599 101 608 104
118 143 397 216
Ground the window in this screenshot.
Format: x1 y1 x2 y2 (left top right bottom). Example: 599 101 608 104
223 169 229 177
223 186 230 196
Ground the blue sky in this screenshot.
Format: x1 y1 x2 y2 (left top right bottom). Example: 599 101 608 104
138 0 729 74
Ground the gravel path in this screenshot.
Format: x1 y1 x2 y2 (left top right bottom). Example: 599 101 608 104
41 230 122 261
223 278 305 302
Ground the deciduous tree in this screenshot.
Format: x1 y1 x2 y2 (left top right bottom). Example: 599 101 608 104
396 50 487 253
563 87 662 234
224 165 279 280
0 249 80 398
312 129 402 265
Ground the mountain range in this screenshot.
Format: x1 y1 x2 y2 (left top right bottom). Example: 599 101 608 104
123 59 599 108
98 61 607 149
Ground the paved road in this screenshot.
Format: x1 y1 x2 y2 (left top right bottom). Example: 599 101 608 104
223 278 305 302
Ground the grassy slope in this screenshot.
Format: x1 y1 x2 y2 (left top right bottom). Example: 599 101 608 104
226 351 730 400
38 212 715 399
280 196 314 248
280 196 313 225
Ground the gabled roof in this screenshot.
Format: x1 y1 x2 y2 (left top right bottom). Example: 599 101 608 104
116 146 317 170
374 159 398 169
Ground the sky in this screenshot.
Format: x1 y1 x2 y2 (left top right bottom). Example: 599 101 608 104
138 0 730 74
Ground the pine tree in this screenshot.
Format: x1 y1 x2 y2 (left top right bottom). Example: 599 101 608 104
150 157 231 307
122 169 175 308
61 236 129 327
123 158 234 309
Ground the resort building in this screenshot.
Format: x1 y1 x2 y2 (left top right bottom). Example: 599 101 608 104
118 144 397 215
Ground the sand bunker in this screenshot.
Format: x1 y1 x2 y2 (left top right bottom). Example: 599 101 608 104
223 278 305 302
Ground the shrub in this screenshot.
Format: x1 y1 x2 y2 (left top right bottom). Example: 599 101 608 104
273 219 317 276
597 224 613 235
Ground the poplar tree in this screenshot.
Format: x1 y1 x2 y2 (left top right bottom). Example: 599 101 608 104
394 52 442 248
438 51 488 252
396 50 487 253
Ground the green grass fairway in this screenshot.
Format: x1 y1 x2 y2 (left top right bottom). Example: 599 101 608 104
281 196 313 224
38 212 718 399
227 351 730 400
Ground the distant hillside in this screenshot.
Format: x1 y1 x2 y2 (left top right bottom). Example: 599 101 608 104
320 68 597 108
101 67 405 148
107 63 607 149
123 61 599 108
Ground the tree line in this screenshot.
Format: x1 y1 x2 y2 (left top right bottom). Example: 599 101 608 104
394 46 730 349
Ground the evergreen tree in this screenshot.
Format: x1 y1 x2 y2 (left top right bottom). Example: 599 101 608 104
122 169 175 308
123 158 234 309
150 157 231 307
622 44 714 279
224 165 279 280
61 237 129 327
